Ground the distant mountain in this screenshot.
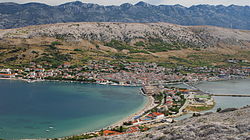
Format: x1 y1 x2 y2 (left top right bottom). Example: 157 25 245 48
0 1 250 30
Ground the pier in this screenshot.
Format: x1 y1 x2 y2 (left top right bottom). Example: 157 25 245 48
210 94 250 97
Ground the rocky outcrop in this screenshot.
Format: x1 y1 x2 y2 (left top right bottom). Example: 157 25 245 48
93 106 250 140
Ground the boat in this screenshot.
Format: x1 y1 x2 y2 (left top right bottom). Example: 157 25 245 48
140 88 147 96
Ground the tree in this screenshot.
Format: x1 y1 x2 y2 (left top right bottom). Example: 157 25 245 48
216 108 222 112
119 126 124 132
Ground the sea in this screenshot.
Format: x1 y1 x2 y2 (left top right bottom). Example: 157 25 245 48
0 79 146 139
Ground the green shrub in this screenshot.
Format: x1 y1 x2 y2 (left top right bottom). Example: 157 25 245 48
74 49 82 51
105 40 133 51
51 41 62 46
135 41 145 46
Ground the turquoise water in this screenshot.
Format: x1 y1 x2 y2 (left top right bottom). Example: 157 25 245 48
0 80 146 139
173 79 250 120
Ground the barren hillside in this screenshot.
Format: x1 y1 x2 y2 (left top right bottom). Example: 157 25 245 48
0 22 250 68
1 22 250 47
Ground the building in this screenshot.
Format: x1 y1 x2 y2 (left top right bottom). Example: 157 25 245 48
147 112 165 119
0 69 15 78
34 68 45 72
132 119 143 125
126 126 140 133
152 112 165 119
142 86 160 95
102 130 121 136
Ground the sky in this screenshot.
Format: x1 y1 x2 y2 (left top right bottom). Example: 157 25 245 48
0 0 249 7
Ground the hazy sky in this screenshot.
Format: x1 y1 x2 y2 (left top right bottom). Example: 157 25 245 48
0 0 249 7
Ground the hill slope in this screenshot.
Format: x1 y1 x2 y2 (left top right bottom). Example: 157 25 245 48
0 22 250 68
0 1 250 30
1 22 250 47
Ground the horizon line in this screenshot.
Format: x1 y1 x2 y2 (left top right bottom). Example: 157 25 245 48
0 1 249 8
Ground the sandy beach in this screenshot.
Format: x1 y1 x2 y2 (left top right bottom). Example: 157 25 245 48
61 96 157 139
108 96 156 128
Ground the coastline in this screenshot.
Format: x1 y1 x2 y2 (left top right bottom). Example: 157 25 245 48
0 77 142 87
0 75 248 88
108 96 156 128
0 78 150 139
61 92 157 139
0 78 156 126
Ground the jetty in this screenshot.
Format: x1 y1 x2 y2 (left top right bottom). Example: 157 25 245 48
182 82 250 98
210 94 250 97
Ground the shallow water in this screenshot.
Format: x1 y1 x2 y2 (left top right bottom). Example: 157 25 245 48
174 79 250 120
0 80 146 139
196 79 250 111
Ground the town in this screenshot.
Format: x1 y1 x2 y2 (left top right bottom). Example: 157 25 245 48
0 60 249 86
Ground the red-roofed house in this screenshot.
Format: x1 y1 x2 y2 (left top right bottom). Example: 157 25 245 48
152 112 165 119
102 130 121 136
132 119 143 125
147 112 165 119
126 126 140 133
0 69 15 78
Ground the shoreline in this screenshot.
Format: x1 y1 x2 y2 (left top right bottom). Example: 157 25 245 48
108 96 156 128
0 77 142 87
0 75 248 88
61 92 157 139
0 78 156 139
0 78 156 129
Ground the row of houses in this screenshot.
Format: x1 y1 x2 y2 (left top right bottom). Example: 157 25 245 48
0 69 15 78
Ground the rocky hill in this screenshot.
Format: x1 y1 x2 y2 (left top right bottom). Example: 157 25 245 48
0 1 250 30
93 106 250 140
1 22 250 48
0 22 250 68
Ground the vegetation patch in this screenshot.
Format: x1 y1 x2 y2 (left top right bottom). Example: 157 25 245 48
186 105 215 112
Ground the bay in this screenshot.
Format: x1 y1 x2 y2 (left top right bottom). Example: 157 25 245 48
0 80 146 139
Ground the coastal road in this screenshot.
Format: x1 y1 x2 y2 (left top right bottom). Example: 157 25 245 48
172 95 190 117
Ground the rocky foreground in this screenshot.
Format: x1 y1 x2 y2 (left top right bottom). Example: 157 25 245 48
93 106 250 140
